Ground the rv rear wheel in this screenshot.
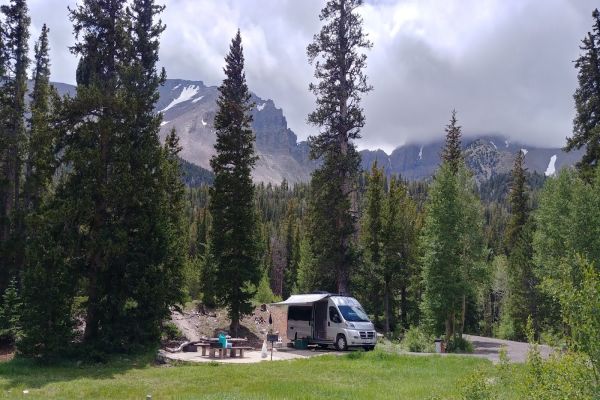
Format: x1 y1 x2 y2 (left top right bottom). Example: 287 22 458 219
335 334 348 351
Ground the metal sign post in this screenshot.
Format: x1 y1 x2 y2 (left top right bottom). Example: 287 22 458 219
267 333 279 361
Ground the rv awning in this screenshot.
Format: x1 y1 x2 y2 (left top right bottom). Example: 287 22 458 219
270 293 329 306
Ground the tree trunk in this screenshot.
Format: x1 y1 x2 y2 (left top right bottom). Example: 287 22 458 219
230 311 240 337
384 280 390 336
400 285 407 329
445 314 452 343
460 294 466 335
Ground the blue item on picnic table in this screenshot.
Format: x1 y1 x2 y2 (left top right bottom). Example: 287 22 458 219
218 333 227 348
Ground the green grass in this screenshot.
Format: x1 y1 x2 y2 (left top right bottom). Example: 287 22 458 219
0 350 498 399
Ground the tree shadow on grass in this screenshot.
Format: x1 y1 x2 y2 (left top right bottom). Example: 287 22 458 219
0 350 157 391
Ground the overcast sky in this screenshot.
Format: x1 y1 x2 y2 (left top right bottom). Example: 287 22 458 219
26 0 596 152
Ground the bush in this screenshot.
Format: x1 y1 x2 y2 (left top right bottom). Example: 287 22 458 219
447 335 474 353
254 274 282 305
459 370 494 400
162 322 184 341
522 345 598 399
493 311 515 340
400 326 434 353
462 341 599 399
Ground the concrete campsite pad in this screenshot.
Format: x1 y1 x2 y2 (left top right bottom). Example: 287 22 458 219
161 347 338 364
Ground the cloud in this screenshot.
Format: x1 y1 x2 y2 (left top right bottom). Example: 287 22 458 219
26 0 598 150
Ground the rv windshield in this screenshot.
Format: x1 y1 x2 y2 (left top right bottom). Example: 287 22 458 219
338 305 369 322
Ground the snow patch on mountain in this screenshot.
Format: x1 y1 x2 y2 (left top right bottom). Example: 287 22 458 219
172 84 181 90
545 155 557 176
490 141 497 149
257 102 266 111
192 95 204 103
521 148 528 155
418 146 423 160
161 85 200 112
505 140 509 148
161 121 169 126
201 118 207 127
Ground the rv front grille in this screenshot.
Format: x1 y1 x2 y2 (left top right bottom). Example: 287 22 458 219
359 331 375 340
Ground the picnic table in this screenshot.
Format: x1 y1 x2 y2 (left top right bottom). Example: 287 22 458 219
195 337 253 359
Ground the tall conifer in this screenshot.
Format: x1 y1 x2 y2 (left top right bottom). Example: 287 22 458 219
209 31 260 335
504 150 537 340
565 9 600 180
0 0 30 290
306 0 372 294
441 110 462 173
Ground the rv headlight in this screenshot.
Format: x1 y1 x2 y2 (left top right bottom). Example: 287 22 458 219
346 322 355 328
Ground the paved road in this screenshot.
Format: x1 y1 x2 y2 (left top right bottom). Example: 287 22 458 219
464 334 554 363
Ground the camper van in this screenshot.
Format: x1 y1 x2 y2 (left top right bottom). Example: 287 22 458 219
273 293 376 351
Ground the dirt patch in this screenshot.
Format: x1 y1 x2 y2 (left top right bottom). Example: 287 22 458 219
170 303 290 348
0 344 15 362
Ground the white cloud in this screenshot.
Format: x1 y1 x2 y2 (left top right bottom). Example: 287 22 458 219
26 0 598 150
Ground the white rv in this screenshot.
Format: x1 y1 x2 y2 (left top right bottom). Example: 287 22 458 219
273 293 376 351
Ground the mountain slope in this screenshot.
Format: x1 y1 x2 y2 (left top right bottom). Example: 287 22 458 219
360 135 584 184
157 79 314 184
48 79 582 185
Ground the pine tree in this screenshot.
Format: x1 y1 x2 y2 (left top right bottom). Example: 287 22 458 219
57 0 184 351
297 234 320 293
18 24 76 359
565 9 600 180
503 150 538 340
23 24 57 213
306 0 372 294
282 199 299 299
381 176 418 333
421 163 485 342
505 150 529 253
0 0 30 291
441 110 462 173
357 162 385 325
0 276 21 344
209 31 261 335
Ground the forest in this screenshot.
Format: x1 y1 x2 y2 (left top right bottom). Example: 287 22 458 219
0 0 599 397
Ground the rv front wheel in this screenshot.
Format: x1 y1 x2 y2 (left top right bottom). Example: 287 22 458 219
335 334 348 351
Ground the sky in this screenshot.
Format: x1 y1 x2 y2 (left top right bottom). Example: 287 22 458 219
25 0 597 152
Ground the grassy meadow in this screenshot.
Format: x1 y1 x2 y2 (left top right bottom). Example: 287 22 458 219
0 350 509 399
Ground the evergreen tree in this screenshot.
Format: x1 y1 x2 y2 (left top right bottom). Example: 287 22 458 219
23 24 57 213
55 0 184 351
505 151 529 252
282 200 299 299
0 276 21 344
209 31 260 335
441 110 462 173
306 0 372 294
297 234 320 293
18 24 76 359
381 176 418 333
357 162 385 325
0 0 30 290
565 9 600 180
420 163 485 341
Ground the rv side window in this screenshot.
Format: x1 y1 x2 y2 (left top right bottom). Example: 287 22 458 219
329 306 341 323
288 306 312 321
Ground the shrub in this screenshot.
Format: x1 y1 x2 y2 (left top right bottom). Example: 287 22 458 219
400 326 434 353
447 335 474 353
162 322 184 341
459 370 494 400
